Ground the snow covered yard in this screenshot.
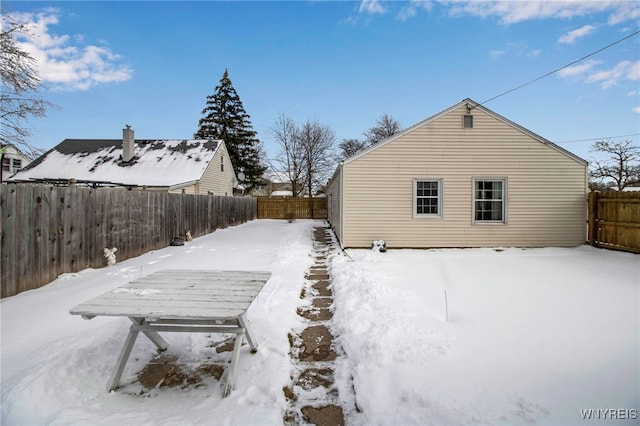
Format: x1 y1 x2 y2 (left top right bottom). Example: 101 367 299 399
2 219 318 425
1 218 638 425
330 245 639 425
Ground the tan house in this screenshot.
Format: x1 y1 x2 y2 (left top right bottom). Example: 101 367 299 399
326 98 588 248
8 126 238 195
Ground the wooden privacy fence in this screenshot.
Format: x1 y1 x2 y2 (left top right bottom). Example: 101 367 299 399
257 196 327 220
1 184 257 298
588 191 640 254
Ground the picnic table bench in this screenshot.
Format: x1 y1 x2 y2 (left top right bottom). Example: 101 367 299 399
70 269 271 397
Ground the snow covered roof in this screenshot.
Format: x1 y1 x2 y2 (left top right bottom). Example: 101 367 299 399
9 138 223 188
264 170 291 184
270 190 293 197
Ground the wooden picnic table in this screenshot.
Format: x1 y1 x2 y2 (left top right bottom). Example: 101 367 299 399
70 269 271 397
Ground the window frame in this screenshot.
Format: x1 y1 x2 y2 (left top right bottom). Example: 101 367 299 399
12 158 22 171
472 177 507 224
413 178 443 219
463 114 473 128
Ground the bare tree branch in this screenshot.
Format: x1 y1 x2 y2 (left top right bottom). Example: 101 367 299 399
364 113 401 145
589 139 640 190
270 114 305 197
298 119 335 196
1 14 55 158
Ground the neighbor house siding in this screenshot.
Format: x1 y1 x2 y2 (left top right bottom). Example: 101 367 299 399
205 142 235 196
174 142 236 196
340 103 588 248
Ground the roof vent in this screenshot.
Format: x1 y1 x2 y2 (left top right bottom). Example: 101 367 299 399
123 125 135 162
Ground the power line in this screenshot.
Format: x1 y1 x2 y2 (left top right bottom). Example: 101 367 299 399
556 133 640 144
477 29 640 107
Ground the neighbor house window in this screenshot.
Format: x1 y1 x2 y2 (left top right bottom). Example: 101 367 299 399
463 115 473 128
1 157 9 171
414 179 442 218
12 158 22 171
473 178 506 223
221 155 224 172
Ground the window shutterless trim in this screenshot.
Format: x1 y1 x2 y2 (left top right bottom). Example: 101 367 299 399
472 177 507 224
413 178 443 219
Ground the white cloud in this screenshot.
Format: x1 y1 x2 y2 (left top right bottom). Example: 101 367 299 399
560 60 640 89
633 106 640 114
558 24 596 44
586 60 640 89
528 49 541 58
488 41 540 59
557 59 601 77
10 10 133 91
607 1 640 25
358 0 386 15
445 1 636 25
397 0 433 21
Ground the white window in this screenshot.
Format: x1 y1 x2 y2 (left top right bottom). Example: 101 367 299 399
414 179 442 218
473 178 506 223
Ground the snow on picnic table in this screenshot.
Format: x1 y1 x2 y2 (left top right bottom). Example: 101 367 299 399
1 219 639 425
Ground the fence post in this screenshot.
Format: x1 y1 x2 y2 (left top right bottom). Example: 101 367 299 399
587 191 597 246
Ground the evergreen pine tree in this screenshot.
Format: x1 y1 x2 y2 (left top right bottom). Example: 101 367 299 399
195 69 266 192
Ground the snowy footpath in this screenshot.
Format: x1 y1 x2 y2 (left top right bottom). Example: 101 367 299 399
2 218 639 425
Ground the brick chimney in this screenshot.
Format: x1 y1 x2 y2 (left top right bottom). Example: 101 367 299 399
123 125 134 162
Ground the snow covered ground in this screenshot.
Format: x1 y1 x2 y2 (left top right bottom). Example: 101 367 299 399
2 219 638 425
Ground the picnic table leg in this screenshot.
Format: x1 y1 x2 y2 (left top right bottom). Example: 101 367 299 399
238 315 258 353
129 318 168 351
107 326 140 391
222 331 245 397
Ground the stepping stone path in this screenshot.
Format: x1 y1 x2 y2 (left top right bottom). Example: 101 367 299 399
283 226 346 426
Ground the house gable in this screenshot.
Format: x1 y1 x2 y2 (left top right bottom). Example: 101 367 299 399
344 98 587 167
330 98 588 248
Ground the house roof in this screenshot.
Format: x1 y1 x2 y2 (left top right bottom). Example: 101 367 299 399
343 98 587 166
9 138 224 188
264 170 292 184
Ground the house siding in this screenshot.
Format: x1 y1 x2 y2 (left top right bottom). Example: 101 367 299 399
327 165 343 242
169 142 236 196
338 103 588 248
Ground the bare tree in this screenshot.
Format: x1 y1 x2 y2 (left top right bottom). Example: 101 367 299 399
270 114 305 197
363 114 401 145
298 119 335 198
337 138 367 161
590 139 640 191
1 15 54 158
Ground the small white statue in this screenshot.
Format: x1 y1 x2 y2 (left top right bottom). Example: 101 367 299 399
371 240 387 253
185 230 193 242
104 247 118 266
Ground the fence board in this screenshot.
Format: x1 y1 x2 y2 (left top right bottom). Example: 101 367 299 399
257 197 327 219
588 191 640 254
1 184 257 298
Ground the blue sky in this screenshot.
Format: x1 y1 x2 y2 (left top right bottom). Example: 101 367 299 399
5 0 640 164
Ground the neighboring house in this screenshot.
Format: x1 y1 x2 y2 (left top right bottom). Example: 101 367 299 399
326 98 588 248
8 126 238 195
1 145 31 183
252 170 300 196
